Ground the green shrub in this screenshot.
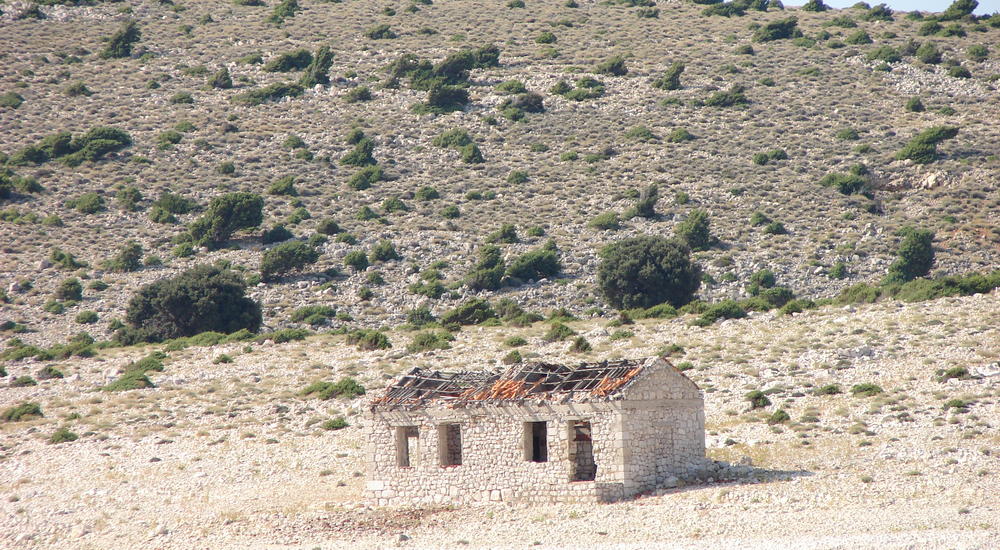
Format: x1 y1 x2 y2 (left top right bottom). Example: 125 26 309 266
49 427 79 444
320 417 349 430
100 20 141 59
370 240 400 263
366 24 397 39
569 336 592 352
268 175 298 196
208 67 233 89
10 376 38 387
860 3 893 21
433 128 473 148
102 371 154 392
767 409 791 424
344 250 369 272
814 384 842 395
753 17 801 42
188 192 263 247
415 186 440 201
75 310 98 324
316 218 342 235
346 329 391 351
1 402 43 422
835 127 860 141
819 172 868 196
301 377 366 400
118 264 261 344
441 298 496 325
0 91 25 109
102 240 143 272
299 46 334 87
704 85 748 107
697 300 746 325
938 366 969 382
259 328 311 343
262 225 294 245
465 246 505 291
290 305 336 325
503 350 523 364
56 278 83 301
905 97 925 112
344 86 372 103
233 82 303 105
507 248 561 282
544 321 575 342
884 227 934 284
261 241 319 280
940 0 977 21
916 42 942 64
67 192 105 214
947 65 971 79
851 383 883 397
170 92 194 105
967 44 988 62
595 55 628 76
675 209 712 251
866 45 901 63
268 0 300 23
829 262 848 279
486 223 519 244
666 128 695 142
597 236 701 309
894 125 959 165
624 125 658 142
746 390 770 409
845 30 872 45
588 212 620 231
407 330 454 352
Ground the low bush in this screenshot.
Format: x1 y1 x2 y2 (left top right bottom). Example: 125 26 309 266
441 299 496 325
233 82 303 105
49 427 79 444
746 390 770 409
407 330 454 352
320 417 349 430
850 383 883 397
753 17 801 42
346 329 391 350
301 377 366 399
2 402 43 421
261 241 319 280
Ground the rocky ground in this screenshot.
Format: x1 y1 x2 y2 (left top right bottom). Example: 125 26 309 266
1 290 997 549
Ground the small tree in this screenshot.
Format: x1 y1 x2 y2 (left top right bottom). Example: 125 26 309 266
104 240 143 272
885 227 934 284
652 62 684 90
597 236 701 309
675 209 712 251
55 278 83 301
119 264 261 343
188 192 264 247
100 20 141 59
209 67 233 89
300 45 334 87
261 241 319 280
466 245 505 290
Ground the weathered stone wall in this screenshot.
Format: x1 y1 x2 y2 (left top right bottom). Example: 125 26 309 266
366 403 623 506
365 359 706 507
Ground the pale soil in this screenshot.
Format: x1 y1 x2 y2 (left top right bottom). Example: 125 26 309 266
2 291 998 549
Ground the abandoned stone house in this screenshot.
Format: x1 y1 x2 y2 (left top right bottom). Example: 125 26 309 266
365 356 705 506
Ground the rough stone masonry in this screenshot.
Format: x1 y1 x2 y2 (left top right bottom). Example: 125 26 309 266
365 357 705 506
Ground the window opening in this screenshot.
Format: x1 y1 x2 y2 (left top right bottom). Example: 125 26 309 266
395 426 419 467
438 423 462 466
568 420 596 481
525 421 548 462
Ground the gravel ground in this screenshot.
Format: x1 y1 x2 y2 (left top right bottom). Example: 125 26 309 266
1 292 998 549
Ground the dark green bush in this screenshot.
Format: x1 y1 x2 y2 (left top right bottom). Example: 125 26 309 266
441 298 496 325
100 20 141 59
188 192 263 247
675 209 712 251
103 371 154 392
11 376 38 387
55 278 83 301
697 300 746 325
746 390 770 409
301 377 366 399
1 402 43 422
753 17 801 42
268 0 300 23
895 126 958 164
884 227 934 284
704 85 748 107
49 427 79 444
366 24 397 39
370 240 400 262
407 330 454 352
767 409 791 424
340 137 376 167
818 172 868 196
595 55 628 76
261 241 319 280
465 245 505 291
851 383 883 397
506 248 561 282
233 82 303 105
118 264 261 344
300 45 334 87
597 236 701 309
66 192 105 214
588 212 620 231
0 92 25 109
916 42 942 64
346 329 391 350
75 310 98 324
268 175 298 196
866 45 901 63
320 417 349 430
262 225 294 244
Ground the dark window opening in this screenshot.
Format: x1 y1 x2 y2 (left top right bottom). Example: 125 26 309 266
568 420 596 481
395 426 419 467
525 421 548 462
438 423 462 466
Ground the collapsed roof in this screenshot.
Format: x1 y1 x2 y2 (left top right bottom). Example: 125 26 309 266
370 358 662 411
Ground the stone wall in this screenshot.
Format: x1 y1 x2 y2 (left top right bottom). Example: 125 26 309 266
365 360 705 507
366 403 623 507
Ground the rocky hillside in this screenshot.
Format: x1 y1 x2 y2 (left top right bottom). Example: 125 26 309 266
2 0 999 347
